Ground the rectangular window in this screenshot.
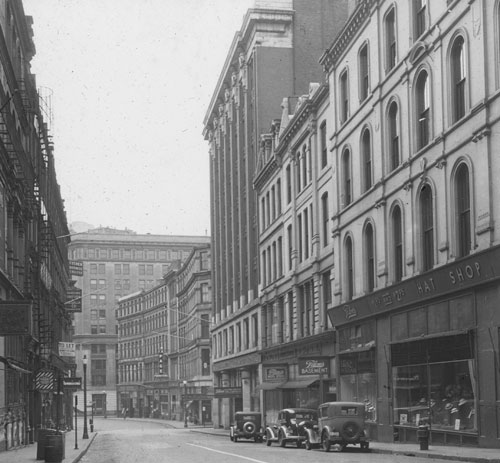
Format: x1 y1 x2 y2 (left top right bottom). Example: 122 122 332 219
414 0 427 39
146 264 153 275
320 121 327 168
90 279 97 290
90 264 97 274
98 264 105 274
286 165 292 204
287 225 293 271
115 264 121 274
139 264 145 275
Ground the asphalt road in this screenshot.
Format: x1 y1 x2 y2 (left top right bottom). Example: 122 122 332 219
80 418 463 463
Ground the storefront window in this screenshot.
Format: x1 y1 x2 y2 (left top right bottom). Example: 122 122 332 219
339 349 377 421
392 334 476 432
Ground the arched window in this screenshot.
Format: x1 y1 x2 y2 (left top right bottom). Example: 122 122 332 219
455 164 471 257
359 43 369 101
342 148 352 206
388 101 400 170
345 236 354 300
364 223 375 292
385 7 397 72
340 69 349 123
362 128 372 192
392 205 403 282
416 70 430 150
420 184 434 271
451 35 466 123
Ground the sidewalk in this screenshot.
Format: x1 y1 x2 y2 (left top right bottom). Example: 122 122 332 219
0 417 96 463
1 416 499 463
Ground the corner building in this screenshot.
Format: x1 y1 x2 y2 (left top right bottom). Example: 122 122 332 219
321 0 500 448
203 0 351 429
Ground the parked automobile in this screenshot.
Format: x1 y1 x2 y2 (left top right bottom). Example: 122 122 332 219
265 408 318 448
230 411 264 443
303 402 369 452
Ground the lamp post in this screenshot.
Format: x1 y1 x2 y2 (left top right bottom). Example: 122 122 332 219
183 380 188 428
82 355 89 439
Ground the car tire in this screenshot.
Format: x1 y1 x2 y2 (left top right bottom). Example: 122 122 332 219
266 430 272 446
340 421 361 443
322 432 331 452
278 430 286 447
361 442 370 452
305 438 312 451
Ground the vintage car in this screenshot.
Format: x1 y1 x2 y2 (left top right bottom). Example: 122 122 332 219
229 411 264 443
265 408 318 448
303 402 369 452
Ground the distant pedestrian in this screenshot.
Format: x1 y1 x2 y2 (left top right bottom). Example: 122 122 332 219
122 407 128 419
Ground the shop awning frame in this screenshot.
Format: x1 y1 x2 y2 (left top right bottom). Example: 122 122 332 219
278 376 320 389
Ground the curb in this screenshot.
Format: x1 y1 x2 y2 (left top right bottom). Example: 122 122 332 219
72 432 98 463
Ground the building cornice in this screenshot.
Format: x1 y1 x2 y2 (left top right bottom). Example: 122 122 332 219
320 0 376 73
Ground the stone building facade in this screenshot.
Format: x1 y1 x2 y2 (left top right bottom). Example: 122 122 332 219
321 0 500 448
69 228 208 416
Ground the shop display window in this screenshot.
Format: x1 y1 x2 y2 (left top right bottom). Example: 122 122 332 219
339 372 377 421
393 360 476 432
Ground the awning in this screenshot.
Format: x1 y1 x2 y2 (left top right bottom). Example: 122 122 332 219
257 382 282 390
0 356 32 374
278 376 320 389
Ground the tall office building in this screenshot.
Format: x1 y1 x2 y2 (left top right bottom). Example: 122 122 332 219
203 0 350 428
68 228 209 415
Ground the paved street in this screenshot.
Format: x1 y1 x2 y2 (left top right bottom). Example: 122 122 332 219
78 418 477 463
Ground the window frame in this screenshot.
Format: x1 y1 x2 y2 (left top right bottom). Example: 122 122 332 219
358 42 370 102
450 34 467 124
385 6 397 72
339 68 349 124
342 147 352 207
419 184 435 271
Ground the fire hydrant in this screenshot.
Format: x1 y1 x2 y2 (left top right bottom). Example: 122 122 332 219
417 425 429 450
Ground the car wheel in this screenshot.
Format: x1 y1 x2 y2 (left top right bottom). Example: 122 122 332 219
305 438 312 451
278 431 286 447
340 421 361 443
266 430 272 446
322 432 331 452
361 442 370 452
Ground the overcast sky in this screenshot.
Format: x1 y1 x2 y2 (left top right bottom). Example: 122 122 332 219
23 0 254 236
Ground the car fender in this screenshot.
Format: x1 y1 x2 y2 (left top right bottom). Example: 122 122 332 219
305 427 321 444
265 426 278 440
279 425 291 438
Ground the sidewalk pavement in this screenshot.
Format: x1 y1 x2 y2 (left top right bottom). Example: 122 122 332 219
0 416 499 463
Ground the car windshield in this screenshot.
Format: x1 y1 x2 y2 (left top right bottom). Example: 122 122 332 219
295 412 317 420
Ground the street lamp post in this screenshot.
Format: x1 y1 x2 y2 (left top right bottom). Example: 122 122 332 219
82 355 89 439
183 380 188 428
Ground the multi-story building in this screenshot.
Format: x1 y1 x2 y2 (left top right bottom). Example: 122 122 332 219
0 0 72 452
253 82 336 425
203 0 351 429
68 228 209 416
319 0 500 449
116 245 212 424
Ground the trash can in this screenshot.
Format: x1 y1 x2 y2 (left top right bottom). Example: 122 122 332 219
417 425 429 450
44 431 65 463
36 428 57 460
